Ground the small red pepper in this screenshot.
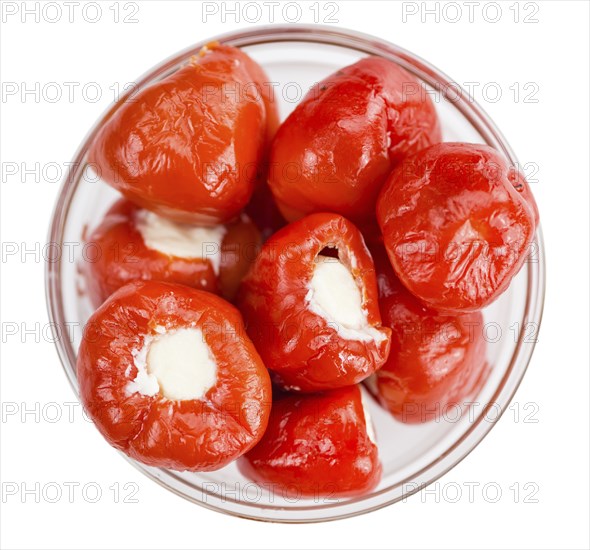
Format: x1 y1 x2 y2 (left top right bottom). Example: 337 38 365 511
89 43 277 225
83 198 260 307
377 142 539 312
239 385 381 497
77 280 272 471
237 213 391 392
367 244 489 423
268 56 441 223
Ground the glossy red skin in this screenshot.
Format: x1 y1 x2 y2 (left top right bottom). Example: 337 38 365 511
368 244 489 423
77 281 272 471
83 199 261 307
237 213 391 392
377 143 539 312
89 43 274 225
239 386 381 497
268 56 441 223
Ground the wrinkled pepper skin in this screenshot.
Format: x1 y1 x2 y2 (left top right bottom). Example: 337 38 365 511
83 199 261 307
239 385 381 497
237 213 391 392
89 43 278 225
77 281 271 471
367 244 489 423
268 56 441 223
377 142 539 312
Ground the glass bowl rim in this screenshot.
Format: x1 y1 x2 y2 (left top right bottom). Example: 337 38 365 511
45 23 546 523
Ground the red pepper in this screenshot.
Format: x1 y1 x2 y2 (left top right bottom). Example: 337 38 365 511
268 56 441 223
377 142 539 312
83 199 261 307
239 385 381 497
237 213 391 392
89 43 277 225
367 244 489 423
77 280 272 471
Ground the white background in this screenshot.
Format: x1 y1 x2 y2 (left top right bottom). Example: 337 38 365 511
1 1 589 549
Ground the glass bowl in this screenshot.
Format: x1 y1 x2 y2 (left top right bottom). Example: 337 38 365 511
45 25 545 523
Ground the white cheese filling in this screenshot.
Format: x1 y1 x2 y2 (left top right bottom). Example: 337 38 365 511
126 327 217 401
305 255 386 343
135 209 226 274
